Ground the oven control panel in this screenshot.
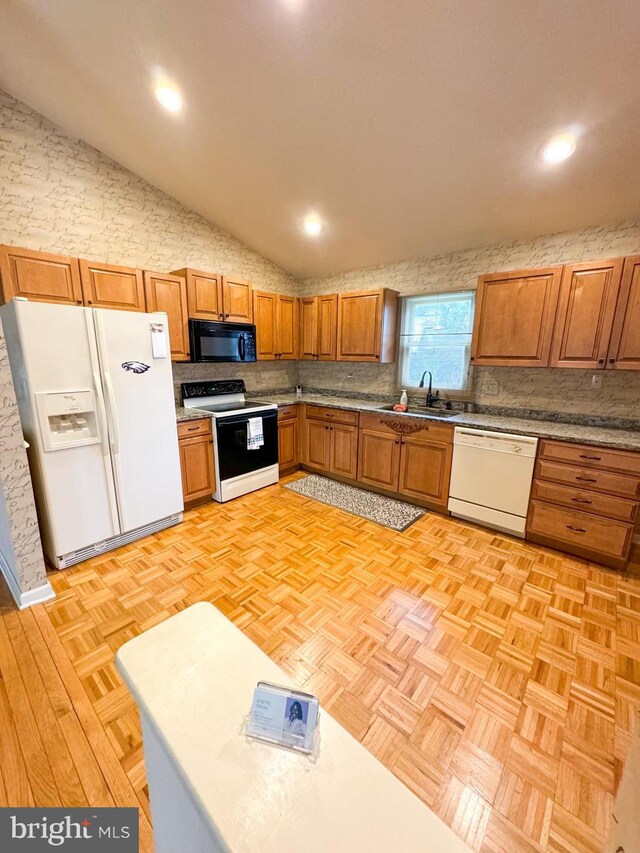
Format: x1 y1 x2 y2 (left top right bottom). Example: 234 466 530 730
182 380 246 399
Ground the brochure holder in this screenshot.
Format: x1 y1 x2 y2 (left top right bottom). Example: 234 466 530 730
246 682 320 755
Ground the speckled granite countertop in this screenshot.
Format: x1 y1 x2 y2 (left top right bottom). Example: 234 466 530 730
175 406 213 423
245 393 640 452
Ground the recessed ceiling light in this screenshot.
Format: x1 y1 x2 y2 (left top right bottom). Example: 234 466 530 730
155 82 183 113
541 134 576 164
302 215 323 236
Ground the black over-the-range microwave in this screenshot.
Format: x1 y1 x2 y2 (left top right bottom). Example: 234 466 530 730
189 319 257 363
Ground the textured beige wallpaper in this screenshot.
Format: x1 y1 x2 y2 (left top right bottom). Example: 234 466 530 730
0 91 297 293
300 223 640 419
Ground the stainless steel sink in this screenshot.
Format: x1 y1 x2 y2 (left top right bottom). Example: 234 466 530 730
377 405 456 418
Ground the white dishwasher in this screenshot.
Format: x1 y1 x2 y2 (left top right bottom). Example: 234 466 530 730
448 427 538 537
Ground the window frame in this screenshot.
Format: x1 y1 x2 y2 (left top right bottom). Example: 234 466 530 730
397 290 476 400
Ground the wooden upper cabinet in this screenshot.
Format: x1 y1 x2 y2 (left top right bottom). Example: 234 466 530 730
550 258 624 369
337 288 399 363
253 290 277 359
471 267 562 367
317 294 338 360
0 245 83 305
171 268 223 321
221 275 253 323
299 297 318 359
300 294 338 360
607 255 640 371
79 260 145 311
143 271 189 361
276 294 298 359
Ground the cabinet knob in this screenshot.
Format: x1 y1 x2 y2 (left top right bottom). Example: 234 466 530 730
76 299 82 304
325 426 329 430
609 358 615 363
598 358 604 364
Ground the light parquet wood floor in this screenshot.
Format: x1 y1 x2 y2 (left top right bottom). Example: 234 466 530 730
1 472 640 852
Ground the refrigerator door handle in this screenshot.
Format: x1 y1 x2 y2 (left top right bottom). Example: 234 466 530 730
103 372 120 456
93 371 111 456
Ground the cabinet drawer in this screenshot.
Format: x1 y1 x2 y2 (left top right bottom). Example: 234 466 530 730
359 412 453 444
278 404 298 421
539 439 640 475
527 500 633 560
177 418 212 439
531 479 639 523
535 459 640 499
305 405 359 426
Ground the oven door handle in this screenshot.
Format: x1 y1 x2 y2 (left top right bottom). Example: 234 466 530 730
238 334 246 361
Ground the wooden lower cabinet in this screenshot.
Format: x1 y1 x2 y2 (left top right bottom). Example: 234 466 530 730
398 436 452 507
143 271 190 361
278 405 299 475
304 418 333 472
526 438 640 568
329 423 358 479
177 420 215 505
357 429 401 491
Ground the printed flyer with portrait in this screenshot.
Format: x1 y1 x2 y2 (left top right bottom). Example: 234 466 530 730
247 682 319 754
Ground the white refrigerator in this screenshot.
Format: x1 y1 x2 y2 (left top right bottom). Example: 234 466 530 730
1 299 183 568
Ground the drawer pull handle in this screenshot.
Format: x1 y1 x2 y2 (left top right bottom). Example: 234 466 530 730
187 426 200 431
567 525 587 533
571 497 592 504
575 476 597 482
579 454 601 461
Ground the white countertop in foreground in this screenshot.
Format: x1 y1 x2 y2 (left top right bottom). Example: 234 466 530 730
117 603 471 853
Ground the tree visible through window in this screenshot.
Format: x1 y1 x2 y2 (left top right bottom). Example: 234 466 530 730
399 291 475 392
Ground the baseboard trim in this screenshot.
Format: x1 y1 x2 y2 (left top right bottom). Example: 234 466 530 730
0 552 55 609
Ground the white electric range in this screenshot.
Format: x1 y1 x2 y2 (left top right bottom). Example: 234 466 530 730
182 380 278 502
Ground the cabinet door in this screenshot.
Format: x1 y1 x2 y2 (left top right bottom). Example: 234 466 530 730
276 294 298 359
144 271 189 361
179 435 215 503
317 294 338 360
222 276 253 323
79 260 145 311
330 423 358 479
550 258 624 368
172 268 223 321
0 245 83 305
607 255 640 370
471 267 562 366
338 291 381 361
253 290 277 359
278 418 299 474
398 437 452 506
299 297 318 359
357 429 401 491
305 419 331 471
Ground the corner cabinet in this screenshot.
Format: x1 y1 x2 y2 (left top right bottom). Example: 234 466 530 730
254 291 298 360
0 245 83 305
143 271 190 362
471 267 562 367
549 258 624 368
79 260 146 311
303 406 358 478
608 255 640 370
300 294 338 360
177 419 215 506
337 289 399 363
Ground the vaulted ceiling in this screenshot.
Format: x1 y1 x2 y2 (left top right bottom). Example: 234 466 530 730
1 1 639 277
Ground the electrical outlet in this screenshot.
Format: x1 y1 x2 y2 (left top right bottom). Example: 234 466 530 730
484 378 499 396
591 374 603 389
